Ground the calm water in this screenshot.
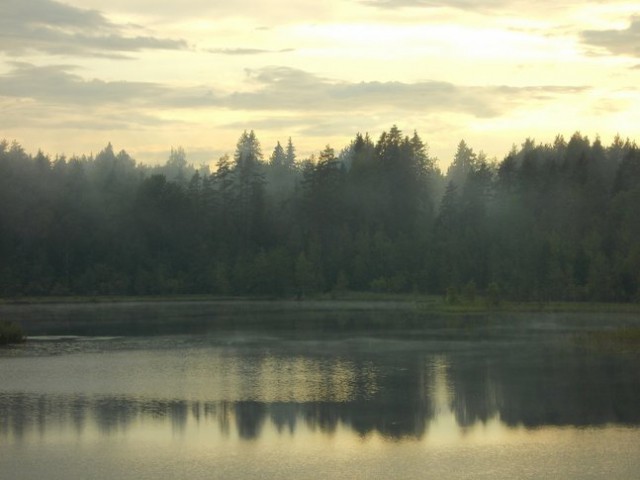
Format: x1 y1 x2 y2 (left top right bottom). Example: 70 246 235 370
1 301 639 479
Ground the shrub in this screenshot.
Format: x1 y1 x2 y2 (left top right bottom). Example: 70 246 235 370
0 321 26 345
486 282 502 307
462 280 477 304
445 286 459 305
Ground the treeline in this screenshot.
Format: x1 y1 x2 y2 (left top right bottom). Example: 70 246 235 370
1 128 639 301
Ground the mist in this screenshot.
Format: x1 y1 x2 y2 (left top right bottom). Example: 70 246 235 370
1 128 638 301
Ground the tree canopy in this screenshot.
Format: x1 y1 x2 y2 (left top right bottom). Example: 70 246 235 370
0 129 638 301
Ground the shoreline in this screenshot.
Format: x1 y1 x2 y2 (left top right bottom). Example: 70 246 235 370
1 293 639 315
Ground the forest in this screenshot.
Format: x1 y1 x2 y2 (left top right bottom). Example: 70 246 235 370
1 127 639 302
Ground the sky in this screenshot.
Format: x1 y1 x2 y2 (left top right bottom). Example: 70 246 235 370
1 0 639 167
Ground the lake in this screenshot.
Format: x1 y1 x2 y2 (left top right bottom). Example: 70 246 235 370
1 301 639 479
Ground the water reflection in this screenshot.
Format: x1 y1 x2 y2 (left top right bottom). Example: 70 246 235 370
2 345 639 443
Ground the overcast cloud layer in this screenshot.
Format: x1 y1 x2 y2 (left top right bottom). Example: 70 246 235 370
1 0 638 164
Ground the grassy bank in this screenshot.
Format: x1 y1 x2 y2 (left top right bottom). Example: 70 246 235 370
0 294 233 305
577 327 640 353
1 292 639 315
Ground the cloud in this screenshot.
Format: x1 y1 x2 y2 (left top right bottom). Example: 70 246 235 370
224 66 588 118
206 48 295 55
359 0 507 9
0 63 217 108
357 0 583 16
0 63 588 120
0 96 179 134
6 0 108 28
356 0 567 12
0 63 164 104
222 116 314 130
0 0 187 57
581 16 640 57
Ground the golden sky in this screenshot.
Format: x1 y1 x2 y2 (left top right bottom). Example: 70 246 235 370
1 0 639 166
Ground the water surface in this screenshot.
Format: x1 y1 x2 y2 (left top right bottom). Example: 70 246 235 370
1 301 639 479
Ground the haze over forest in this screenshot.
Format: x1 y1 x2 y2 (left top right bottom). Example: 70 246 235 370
1 128 639 301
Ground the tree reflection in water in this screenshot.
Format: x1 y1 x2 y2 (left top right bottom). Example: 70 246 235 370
2 344 639 442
